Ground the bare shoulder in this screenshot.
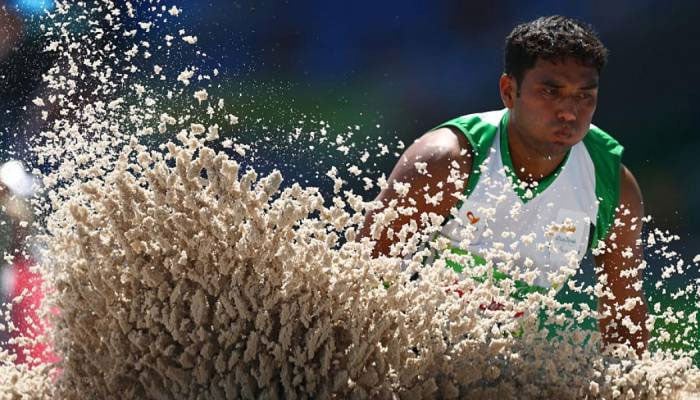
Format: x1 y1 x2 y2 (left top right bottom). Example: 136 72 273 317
393 126 472 175
375 125 473 213
413 127 471 159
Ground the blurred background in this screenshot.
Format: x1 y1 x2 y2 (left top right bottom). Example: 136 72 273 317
0 0 698 360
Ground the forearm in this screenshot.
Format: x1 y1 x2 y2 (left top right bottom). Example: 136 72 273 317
358 208 392 258
358 199 427 259
599 290 649 356
596 164 649 356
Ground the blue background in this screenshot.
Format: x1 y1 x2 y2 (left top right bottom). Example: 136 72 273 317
0 0 698 301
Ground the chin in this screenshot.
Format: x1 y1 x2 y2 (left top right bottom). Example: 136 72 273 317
543 143 572 158
552 133 585 149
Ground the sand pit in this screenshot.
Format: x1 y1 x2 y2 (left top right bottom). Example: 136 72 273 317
3 134 699 398
1 1 700 399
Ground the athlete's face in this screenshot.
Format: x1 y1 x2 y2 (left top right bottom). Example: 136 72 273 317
500 57 599 158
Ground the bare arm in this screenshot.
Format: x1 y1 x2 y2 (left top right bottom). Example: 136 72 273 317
358 127 472 257
595 165 649 356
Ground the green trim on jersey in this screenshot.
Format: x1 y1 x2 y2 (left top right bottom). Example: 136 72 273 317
433 112 550 301
443 247 549 301
427 111 623 339
499 111 571 203
583 125 624 248
433 113 499 207
434 111 624 248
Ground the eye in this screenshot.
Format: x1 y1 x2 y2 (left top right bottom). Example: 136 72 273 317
541 87 557 97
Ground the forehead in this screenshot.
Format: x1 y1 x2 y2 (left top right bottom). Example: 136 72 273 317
522 57 599 86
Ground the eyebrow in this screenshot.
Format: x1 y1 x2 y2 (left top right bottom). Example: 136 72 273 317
541 79 564 88
540 79 599 90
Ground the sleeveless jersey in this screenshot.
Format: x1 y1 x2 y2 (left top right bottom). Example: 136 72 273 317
434 109 623 289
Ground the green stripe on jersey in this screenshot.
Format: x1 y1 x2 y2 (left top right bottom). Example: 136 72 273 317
433 114 498 204
434 111 623 249
583 126 624 248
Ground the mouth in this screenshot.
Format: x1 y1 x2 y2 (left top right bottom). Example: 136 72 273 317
552 128 575 145
553 128 572 138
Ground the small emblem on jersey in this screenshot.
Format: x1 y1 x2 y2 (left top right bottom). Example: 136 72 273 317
546 209 590 267
466 211 480 225
460 202 489 245
441 202 490 246
546 220 577 236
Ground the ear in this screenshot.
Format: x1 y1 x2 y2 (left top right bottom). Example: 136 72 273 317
499 73 516 109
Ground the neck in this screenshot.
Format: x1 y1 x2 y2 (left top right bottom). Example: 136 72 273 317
506 120 567 184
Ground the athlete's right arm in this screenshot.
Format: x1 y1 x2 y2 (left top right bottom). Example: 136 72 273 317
358 127 473 258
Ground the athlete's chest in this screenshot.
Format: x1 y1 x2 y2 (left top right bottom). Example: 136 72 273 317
441 135 599 287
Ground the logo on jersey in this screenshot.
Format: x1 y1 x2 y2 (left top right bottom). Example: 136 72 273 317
466 211 480 225
547 212 590 267
545 220 577 236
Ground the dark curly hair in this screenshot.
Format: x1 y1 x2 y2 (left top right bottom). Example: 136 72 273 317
504 15 608 89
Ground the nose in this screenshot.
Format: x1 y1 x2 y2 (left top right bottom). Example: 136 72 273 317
556 97 577 123
557 110 576 123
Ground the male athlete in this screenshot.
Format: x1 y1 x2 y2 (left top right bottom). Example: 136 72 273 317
360 16 649 354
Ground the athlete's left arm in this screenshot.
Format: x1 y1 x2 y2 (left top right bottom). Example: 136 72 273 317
595 165 650 356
